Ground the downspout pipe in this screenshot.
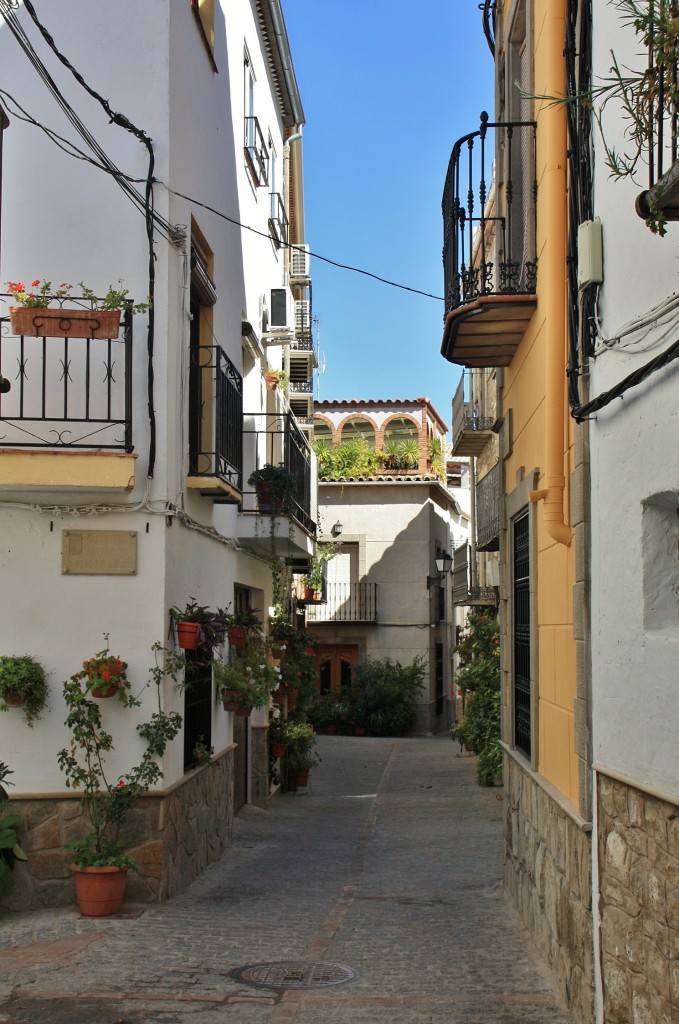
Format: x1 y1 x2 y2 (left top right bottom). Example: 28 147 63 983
529 0 572 547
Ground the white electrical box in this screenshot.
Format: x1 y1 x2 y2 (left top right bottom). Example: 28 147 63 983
577 218 603 290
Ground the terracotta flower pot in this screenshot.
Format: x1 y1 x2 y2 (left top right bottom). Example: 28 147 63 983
221 689 251 716
271 642 287 659
3 690 26 708
176 621 202 650
270 741 288 759
228 625 247 651
287 768 309 791
10 306 121 340
71 864 127 917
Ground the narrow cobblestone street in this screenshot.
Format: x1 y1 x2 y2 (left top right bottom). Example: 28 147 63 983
0 736 572 1023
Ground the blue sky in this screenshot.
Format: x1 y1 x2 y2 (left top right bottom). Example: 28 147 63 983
283 1 494 433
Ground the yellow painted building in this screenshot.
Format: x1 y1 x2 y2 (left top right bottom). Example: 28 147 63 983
440 1 593 1019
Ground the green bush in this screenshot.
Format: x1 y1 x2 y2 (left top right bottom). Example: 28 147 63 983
452 612 502 784
352 656 425 736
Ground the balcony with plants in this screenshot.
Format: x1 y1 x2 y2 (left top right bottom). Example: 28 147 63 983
0 283 140 493
237 410 316 560
187 344 243 502
441 112 537 367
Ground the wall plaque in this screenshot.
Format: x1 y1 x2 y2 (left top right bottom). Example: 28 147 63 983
62 530 137 575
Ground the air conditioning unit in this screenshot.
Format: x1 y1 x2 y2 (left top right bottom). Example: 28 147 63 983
269 287 293 331
290 244 310 279
295 299 311 334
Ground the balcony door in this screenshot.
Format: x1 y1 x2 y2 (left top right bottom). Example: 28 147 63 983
315 645 358 695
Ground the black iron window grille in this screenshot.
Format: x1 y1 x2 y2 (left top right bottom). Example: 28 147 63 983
0 302 132 450
244 116 269 187
476 463 501 551
242 410 315 536
442 113 538 318
183 652 213 772
269 191 289 248
513 511 531 758
188 343 243 490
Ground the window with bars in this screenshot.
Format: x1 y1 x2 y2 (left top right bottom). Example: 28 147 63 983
513 510 532 757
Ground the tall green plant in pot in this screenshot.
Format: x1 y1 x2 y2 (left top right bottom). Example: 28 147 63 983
0 762 28 901
58 641 183 915
451 612 502 784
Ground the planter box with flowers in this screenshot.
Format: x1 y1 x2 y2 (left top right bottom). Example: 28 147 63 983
6 279 150 340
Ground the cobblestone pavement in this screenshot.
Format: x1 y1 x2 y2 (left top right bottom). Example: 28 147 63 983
0 736 572 1023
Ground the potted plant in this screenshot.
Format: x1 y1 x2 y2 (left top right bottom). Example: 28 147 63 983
0 655 48 727
268 712 289 759
263 369 289 391
285 721 320 790
169 598 229 652
398 437 421 469
247 463 297 515
0 762 28 900
81 635 129 699
226 608 262 652
6 279 150 340
213 642 279 716
382 440 400 468
302 543 340 600
57 642 183 916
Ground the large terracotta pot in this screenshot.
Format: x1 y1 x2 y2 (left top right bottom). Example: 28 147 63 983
10 306 121 340
221 689 251 716
270 741 288 759
228 625 247 651
287 769 309 791
176 621 202 650
71 864 127 917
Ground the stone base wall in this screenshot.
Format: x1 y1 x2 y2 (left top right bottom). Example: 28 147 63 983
598 773 679 1023
251 725 270 809
504 752 594 1023
2 747 234 912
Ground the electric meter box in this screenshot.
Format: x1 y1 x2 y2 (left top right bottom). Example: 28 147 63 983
577 218 603 290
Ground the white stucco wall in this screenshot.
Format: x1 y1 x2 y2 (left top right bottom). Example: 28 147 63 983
0 1 303 794
589 6 679 795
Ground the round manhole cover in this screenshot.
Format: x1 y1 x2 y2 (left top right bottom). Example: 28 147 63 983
230 960 358 991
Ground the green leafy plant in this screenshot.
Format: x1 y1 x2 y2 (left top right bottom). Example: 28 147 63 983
169 598 230 650
452 612 502 784
0 762 27 900
314 437 383 480
80 635 132 702
304 543 340 593
57 642 183 868
214 639 280 711
0 655 48 726
397 437 421 468
78 280 151 313
428 437 445 480
351 656 426 736
285 720 320 772
192 737 214 766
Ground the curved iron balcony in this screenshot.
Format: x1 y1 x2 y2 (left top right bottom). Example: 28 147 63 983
481 0 496 58
441 113 538 368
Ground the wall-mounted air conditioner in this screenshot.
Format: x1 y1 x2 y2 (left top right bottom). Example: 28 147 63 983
269 287 293 331
290 244 310 279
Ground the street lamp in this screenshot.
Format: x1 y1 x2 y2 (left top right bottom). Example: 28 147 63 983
427 551 453 589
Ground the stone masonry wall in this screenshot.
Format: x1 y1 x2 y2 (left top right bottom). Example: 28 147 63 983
598 773 679 1024
504 752 594 1023
3 747 235 912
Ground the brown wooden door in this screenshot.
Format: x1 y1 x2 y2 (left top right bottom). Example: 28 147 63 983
314 645 358 694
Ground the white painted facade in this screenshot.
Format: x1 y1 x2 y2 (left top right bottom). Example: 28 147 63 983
589 6 679 797
0 1 313 800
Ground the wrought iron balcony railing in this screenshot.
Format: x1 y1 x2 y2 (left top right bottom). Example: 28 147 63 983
452 543 496 606
305 582 378 623
269 192 289 248
481 0 496 57
476 462 500 551
244 116 269 187
442 113 537 313
188 344 243 493
451 375 495 456
634 22 679 224
441 114 538 366
242 410 315 536
0 301 132 450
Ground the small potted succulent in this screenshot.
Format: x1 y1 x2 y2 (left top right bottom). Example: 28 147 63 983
6 278 150 340
0 655 48 727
